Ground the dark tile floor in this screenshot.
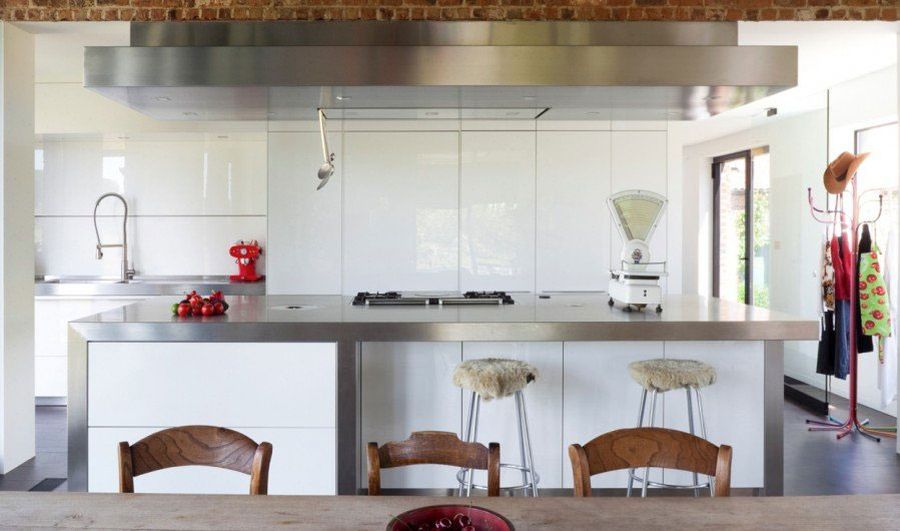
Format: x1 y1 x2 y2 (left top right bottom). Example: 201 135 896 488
1 402 898 495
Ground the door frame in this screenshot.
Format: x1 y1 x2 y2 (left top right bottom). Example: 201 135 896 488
711 149 753 302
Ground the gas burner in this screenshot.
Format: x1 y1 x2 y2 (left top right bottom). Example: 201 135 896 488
352 291 514 306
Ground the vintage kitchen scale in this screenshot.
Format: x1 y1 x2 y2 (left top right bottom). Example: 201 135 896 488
607 189 668 313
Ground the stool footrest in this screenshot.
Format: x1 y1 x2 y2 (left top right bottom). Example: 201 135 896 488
627 470 710 490
456 464 540 492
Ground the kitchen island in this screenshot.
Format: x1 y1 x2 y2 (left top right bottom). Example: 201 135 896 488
68 294 817 496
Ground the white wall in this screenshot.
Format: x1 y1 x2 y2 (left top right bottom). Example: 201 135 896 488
34 134 267 277
0 22 36 473
268 121 673 295
678 66 898 416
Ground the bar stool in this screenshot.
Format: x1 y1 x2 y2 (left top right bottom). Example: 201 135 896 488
453 358 540 497
625 358 717 497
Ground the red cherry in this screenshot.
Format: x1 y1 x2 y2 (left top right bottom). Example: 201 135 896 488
177 303 191 317
200 303 215 317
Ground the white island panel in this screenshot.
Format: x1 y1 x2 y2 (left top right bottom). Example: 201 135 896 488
562 341 665 488
360 342 463 490
88 342 336 428
462 342 563 489
663 341 764 488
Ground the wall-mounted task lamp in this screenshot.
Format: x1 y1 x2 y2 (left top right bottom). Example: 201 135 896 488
317 108 335 190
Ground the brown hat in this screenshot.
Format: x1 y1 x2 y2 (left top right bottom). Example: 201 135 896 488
823 151 870 194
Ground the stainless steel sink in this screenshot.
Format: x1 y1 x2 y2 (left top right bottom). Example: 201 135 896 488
35 275 265 297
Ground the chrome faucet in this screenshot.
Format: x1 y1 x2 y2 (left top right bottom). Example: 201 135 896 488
93 192 135 282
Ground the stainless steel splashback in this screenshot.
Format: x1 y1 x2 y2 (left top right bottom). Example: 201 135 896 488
84 21 797 121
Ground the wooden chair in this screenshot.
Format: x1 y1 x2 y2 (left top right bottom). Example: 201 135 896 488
568 427 732 497
367 431 500 496
118 425 273 495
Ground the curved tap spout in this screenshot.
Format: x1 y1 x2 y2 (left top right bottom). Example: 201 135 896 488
93 192 135 282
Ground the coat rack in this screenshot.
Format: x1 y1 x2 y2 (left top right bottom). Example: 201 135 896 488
806 177 894 442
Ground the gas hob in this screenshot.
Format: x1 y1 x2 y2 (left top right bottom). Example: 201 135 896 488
352 291 514 306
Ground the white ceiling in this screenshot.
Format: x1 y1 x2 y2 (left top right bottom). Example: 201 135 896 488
18 22 129 83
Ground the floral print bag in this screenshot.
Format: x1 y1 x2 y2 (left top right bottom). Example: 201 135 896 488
859 243 892 355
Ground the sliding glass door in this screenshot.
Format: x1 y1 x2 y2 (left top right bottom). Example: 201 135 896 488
712 149 770 307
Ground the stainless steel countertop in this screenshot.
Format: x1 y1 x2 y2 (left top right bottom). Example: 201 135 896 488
69 293 818 342
35 276 265 297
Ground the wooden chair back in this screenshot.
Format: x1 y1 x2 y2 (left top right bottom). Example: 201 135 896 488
118 425 273 495
568 427 732 497
367 431 500 496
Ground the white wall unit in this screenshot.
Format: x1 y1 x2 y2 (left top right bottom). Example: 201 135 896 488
663 341 764 488
360 342 462 490
536 131 611 292
610 131 668 276
267 132 342 295
461 342 563 489
88 342 336 428
343 132 459 294
35 297 144 398
88 426 335 495
562 341 665 488
460 131 536 292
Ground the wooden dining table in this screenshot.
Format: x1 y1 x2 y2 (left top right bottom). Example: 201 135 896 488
0 492 897 530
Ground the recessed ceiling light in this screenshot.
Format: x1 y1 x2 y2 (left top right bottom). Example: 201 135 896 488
522 96 536 101
217 135 229 139
117 136 130 140
336 95 351 101
424 111 440 117
182 111 199 117
154 96 171 102
585 111 602 116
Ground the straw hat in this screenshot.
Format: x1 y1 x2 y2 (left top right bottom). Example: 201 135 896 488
823 151 870 194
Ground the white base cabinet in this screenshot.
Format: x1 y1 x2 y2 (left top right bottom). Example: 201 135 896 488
86 342 337 495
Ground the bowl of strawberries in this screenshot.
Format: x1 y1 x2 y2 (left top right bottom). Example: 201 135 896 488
387 506 513 531
173 290 229 318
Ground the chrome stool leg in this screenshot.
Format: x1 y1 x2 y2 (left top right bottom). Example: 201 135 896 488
458 391 478 497
695 387 714 497
685 387 700 497
517 390 540 497
640 390 658 498
458 392 481 497
514 390 529 495
626 388 649 498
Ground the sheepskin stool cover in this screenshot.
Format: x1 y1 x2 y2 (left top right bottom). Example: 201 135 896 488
628 359 716 392
453 358 539 401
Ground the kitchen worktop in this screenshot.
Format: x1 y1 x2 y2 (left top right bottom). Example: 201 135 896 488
70 293 817 341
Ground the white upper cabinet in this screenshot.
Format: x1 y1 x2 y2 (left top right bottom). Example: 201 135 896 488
460 131 537 292
609 131 668 275
536 131 612 292
267 132 343 294
343 131 459 294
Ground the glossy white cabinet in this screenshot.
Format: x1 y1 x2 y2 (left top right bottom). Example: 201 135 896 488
462 342 563 489
88 427 335 495
34 297 144 398
536 131 612 292
360 342 462 490
343 132 459 294
609 131 668 280
663 341 765 488
267 132 342 294
88 342 335 428
36 136 267 216
86 341 337 495
460 131 536 292
562 341 665 488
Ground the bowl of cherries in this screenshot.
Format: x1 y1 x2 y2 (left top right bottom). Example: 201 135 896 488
387 506 513 531
172 290 229 318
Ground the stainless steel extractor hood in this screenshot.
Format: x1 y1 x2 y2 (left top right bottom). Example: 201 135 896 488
84 21 797 121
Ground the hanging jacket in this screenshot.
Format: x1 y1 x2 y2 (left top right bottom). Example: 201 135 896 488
832 234 852 301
